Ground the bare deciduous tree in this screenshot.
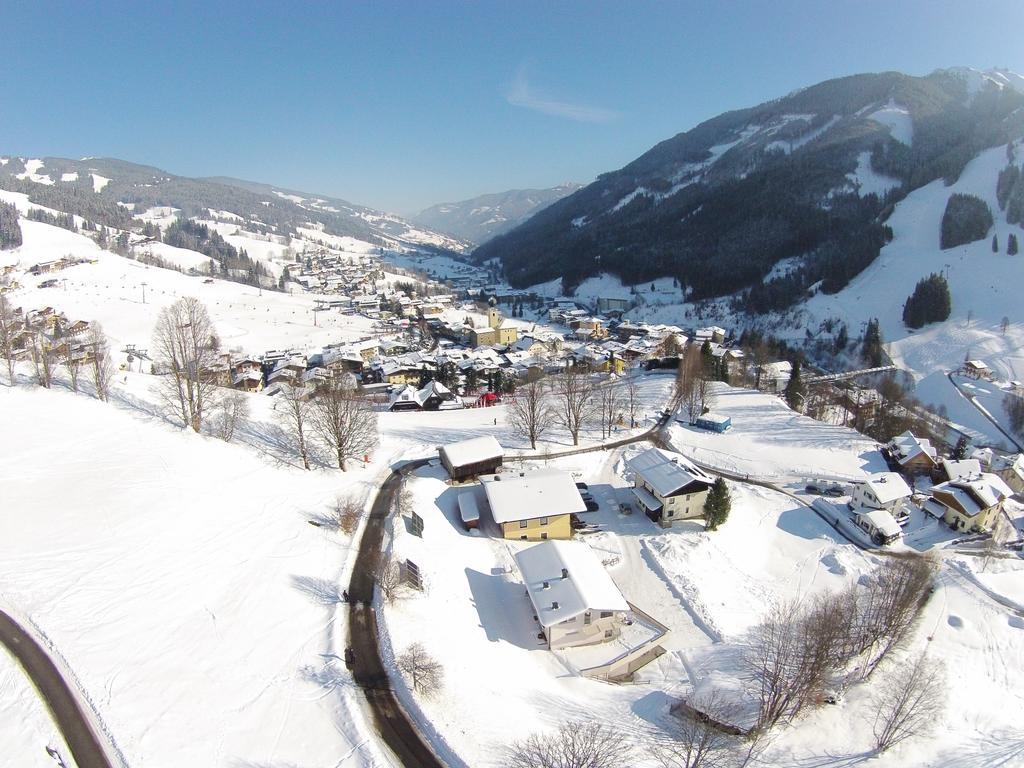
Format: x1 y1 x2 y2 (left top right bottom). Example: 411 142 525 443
29 330 55 388
872 654 945 753
597 381 622 439
87 323 116 402
508 378 554 449
677 346 711 424
396 642 444 696
625 373 641 428
856 554 937 674
59 342 83 392
552 365 595 446
376 556 404 603
651 691 740 768
506 721 635 768
0 294 16 385
209 391 249 442
276 383 312 469
334 495 362 534
309 379 379 470
153 297 222 431
744 599 807 731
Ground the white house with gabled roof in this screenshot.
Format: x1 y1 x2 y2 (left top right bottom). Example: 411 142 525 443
627 447 715 527
513 540 629 649
851 472 913 522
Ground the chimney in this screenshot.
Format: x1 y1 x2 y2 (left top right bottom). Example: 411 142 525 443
552 601 559 610
561 568 569 579
542 581 550 589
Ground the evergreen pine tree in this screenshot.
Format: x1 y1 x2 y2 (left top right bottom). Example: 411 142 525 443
703 478 731 531
992 234 999 253
952 435 970 460
1009 233 1019 256
862 318 884 367
784 359 805 411
834 323 849 354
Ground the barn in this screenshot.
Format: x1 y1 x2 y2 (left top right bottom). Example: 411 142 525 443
438 436 504 482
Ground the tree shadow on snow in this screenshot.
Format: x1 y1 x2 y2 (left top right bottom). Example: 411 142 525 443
290 574 343 606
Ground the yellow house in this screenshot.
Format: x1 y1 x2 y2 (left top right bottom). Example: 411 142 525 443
482 469 586 541
928 474 1013 533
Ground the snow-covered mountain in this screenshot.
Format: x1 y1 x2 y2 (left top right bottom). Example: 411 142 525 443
476 68 1024 305
0 155 472 255
413 183 582 245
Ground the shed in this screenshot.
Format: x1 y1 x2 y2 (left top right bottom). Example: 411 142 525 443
457 491 480 530
855 508 902 546
439 436 504 482
694 413 732 433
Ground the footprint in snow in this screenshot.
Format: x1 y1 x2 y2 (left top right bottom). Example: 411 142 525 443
947 614 964 629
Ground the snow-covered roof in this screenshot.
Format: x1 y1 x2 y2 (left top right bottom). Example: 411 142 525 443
696 412 731 426
439 435 503 469
457 491 480 523
513 540 628 627
940 458 982 483
965 360 989 370
931 473 1011 516
627 447 715 497
857 508 902 539
890 431 938 463
860 472 912 505
482 469 585 523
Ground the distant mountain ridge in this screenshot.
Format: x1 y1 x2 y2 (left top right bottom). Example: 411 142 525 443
474 67 1024 311
413 183 582 245
0 156 471 254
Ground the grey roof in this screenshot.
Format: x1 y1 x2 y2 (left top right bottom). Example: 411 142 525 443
627 447 715 497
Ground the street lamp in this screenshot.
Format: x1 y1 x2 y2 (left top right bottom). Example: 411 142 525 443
141 282 147 304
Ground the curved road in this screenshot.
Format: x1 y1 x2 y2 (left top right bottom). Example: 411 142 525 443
347 458 445 768
0 609 114 768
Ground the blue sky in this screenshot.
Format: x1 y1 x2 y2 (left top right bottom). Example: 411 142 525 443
4 1 1024 214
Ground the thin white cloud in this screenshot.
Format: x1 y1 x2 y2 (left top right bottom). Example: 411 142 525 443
506 65 620 123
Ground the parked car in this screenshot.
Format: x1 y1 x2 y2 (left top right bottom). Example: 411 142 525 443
823 486 844 498
805 483 823 494
618 502 632 515
584 499 599 512
580 492 594 502
575 482 589 491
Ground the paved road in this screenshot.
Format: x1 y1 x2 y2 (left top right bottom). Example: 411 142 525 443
347 459 445 768
0 609 114 768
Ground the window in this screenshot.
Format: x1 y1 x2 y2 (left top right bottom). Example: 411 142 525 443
600 611 613 618
584 612 592 625
540 517 548 526
540 532 548 540
604 629 613 638
520 535 527 541
519 519 528 528
667 510 674 517
669 497 675 505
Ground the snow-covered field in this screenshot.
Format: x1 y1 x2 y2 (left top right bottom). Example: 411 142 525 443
0 384 390 767
667 384 888 482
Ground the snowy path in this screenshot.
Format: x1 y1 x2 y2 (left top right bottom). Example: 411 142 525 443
585 448 719 654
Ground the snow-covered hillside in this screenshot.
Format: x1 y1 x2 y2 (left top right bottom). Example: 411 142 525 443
0 384 391 767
